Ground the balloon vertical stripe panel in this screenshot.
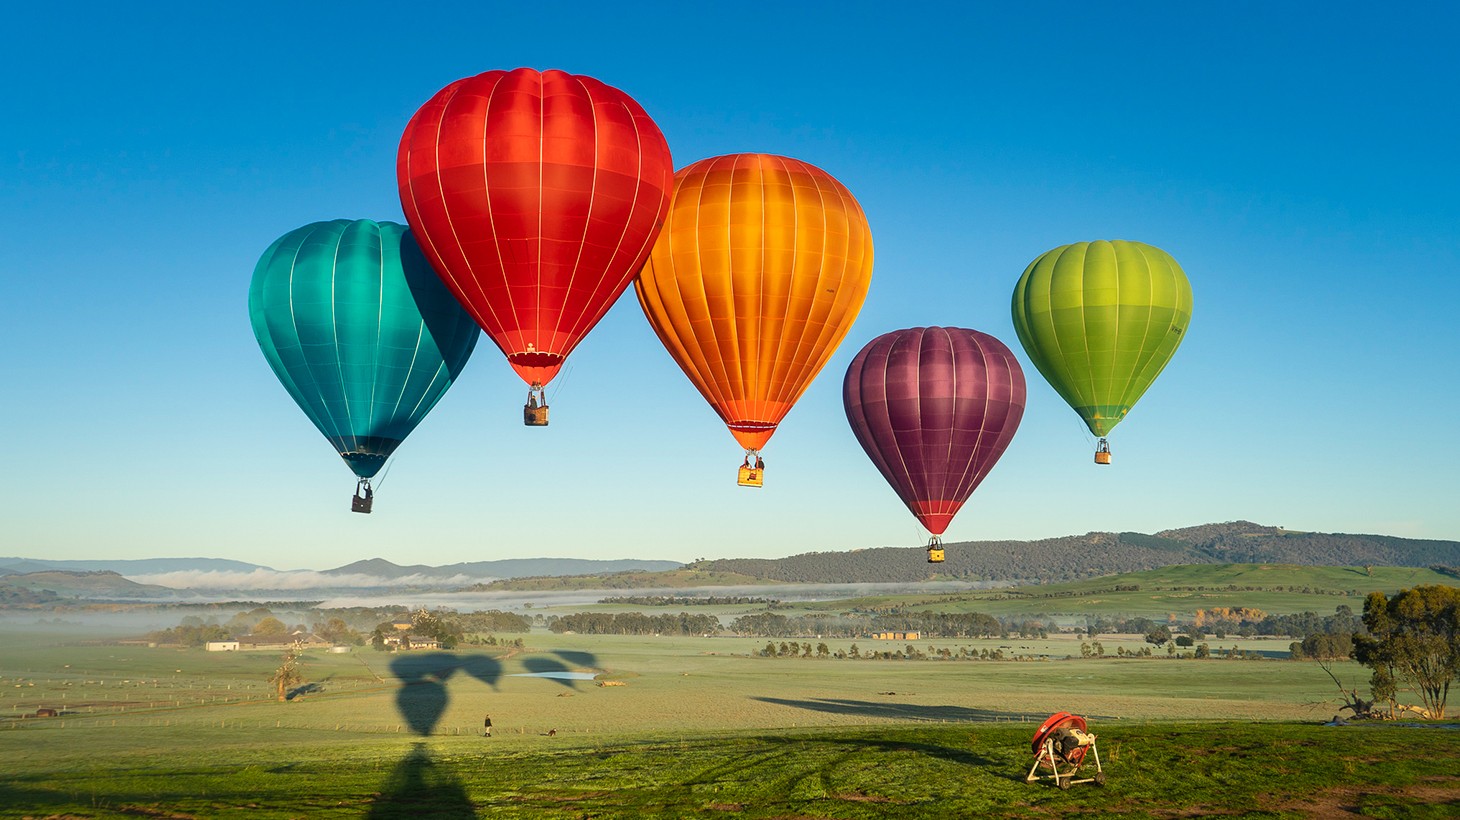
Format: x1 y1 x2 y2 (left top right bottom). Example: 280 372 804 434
249 220 479 478
398 68 674 388
636 153 874 451
1011 240 1192 437
843 327 1025 535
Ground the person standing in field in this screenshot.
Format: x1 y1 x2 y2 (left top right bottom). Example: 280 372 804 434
483 715 492 737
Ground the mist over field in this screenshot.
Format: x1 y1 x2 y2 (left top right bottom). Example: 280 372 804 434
125 568 493 592
0 606 321 637
315 580 1014 612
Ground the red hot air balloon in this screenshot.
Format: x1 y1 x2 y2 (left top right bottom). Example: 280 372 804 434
397 68 674 423
843 327 1026 563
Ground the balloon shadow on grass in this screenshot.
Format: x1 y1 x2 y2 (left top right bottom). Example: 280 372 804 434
389 652 502 736
365 742 476 819
370 652 505 819
522 654 588 689
551 649 598 667
751 697 1047 724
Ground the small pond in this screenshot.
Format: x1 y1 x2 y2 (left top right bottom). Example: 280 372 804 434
507 671 598 681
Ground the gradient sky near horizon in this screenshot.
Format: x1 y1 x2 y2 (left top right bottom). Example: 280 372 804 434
3 2 1457 571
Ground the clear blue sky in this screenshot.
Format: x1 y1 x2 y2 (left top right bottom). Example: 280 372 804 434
3 2 1457 570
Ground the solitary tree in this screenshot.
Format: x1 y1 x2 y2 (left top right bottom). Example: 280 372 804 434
1353 585 1460 719
269 642 305 702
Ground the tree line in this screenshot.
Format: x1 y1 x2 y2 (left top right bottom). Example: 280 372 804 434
546 611 722 635
598 595 778 606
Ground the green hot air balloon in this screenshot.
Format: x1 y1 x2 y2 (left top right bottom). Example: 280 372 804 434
249 220 479 511
1011 240 1192 464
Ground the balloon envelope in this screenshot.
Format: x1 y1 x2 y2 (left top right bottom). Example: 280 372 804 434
249 220 479 477
636 153 874 452
397 67 673 388
1010 240 1192 438
843 327 1026 535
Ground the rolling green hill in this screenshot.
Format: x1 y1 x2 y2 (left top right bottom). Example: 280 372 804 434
0 570 181 599
476 521 1460 590
786 564 1458 619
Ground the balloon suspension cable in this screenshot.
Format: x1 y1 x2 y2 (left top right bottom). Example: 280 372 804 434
546 361 574 402
373 455 396 490
352 478 374 514
928 534 942 548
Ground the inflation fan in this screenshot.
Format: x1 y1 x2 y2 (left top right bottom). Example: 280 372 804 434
1025 711 1105 789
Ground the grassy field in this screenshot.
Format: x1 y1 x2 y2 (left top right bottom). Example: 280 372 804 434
4 628 1457 817
0 633 1368 734
4 566 1458 818
4 722 1458 818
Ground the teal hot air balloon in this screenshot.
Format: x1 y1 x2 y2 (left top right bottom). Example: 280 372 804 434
249 220 478 512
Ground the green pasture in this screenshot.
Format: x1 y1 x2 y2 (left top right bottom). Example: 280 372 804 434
3 718 1458 817
0 633 1374 735
5 566 1459 818
2 631 1457 817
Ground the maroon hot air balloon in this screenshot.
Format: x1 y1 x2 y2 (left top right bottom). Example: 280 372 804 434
843 327 1026 563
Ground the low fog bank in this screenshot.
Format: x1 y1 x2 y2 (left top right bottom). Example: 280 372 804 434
318 580 1016 613
0 581 1017 641
125 569 496 591
0 605 327 640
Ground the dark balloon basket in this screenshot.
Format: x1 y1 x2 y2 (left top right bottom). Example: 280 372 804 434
524 404 549 426
352 480 373 514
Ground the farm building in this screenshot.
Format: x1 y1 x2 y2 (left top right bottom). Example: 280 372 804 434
871 631 920 641
380 633 439 651
205 640 240 652
236 632 329 651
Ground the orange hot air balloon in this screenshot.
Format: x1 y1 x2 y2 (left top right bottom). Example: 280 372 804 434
635 153 874 486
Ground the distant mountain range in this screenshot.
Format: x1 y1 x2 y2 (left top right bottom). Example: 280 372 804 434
0 555 681 580
321 557 682 580
0 557 269 575
4 523 1456 598
0 570 181 598
0 556 684 595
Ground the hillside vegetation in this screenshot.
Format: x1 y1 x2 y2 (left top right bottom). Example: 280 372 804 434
481 521 1460 589
0 570 177 598
790 564 1459 620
